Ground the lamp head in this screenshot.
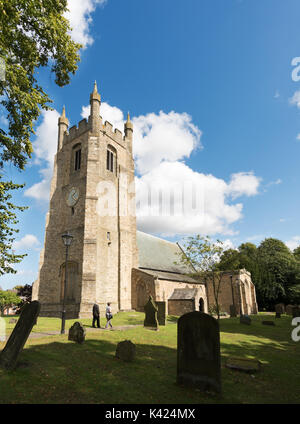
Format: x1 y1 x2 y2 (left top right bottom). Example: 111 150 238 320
62 232 73 247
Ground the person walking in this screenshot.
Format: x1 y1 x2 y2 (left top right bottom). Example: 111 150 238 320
105 302 113 329
92 302 101 328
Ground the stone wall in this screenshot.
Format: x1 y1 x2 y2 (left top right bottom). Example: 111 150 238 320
168 299 195 316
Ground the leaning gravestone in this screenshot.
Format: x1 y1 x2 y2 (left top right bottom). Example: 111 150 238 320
240 315 251 325
292 306 300 318
286 305 294 316
68 322 86 344
0 301 41 370
275 304 285 314
177 311 221 393
144 296 159 329
156 301 166 326
115 340 136 362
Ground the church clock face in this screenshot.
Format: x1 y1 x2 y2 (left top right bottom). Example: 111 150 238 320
66 187 80 207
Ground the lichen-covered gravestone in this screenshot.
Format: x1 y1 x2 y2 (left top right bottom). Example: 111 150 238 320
292 306 300 318
68 322 86 344
240 315 251 325
177 311 221 393
0 301 41 370
156 301 166 326
144 296 159 329
115 340 136 362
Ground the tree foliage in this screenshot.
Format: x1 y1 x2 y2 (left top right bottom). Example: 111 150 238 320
0 178 27 275
14 283 32 313
176 235 228 319
0 0 81 170
0 289 21 315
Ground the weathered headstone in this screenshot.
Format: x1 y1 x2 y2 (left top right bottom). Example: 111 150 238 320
240 314 251 325
156 301 166 326
225 357 261 373
292 306 300 318
0 301 40 370
230 305 237 318
262 320 275 326
275 312 281 319
177 311 221 393
144 296 159 329
115 340 136 362
9 318 17 324
286 305 294 316
275 303 285 314
68 322 86 344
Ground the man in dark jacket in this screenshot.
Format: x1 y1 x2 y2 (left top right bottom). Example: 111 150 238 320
92 303 100 328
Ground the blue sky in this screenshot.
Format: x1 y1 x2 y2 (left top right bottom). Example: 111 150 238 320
1 0 300 289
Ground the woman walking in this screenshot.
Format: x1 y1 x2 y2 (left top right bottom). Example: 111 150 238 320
105 302 113 329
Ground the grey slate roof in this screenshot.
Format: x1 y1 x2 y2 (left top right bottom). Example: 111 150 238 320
169 288 198 300
137 231 194 275
138 268 199 284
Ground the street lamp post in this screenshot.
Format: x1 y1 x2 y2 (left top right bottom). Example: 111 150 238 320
61 232 73 335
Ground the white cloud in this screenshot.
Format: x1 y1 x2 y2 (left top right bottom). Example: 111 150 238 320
246 234 265 242
227 172 261 199
297 134 300 142
81 102 124 132
13 234 40 251
25 110 59 201
290 90 300 108
285 236 300 251
274 90 280 99
27 101 261 237
132 111 202 175
65 0 107 48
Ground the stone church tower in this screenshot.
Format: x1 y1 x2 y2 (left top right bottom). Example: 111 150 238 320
33 82 138 318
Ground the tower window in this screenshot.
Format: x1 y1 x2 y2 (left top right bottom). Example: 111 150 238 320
75 149 81 171
107 149 114 172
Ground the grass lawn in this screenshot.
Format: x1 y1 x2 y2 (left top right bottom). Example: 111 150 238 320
0 312 299 404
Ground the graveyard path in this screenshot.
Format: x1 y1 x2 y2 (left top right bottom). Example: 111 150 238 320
5 324 144 340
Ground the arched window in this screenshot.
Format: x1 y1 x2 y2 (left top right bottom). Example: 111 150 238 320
106 145 117 174
199 297 204 312
72 143 81 171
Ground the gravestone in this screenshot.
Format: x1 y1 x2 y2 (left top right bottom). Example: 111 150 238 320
292 306 300 318
0 301 40 370
275 312 281 319
225 357 261 373
240 314 251 325
156 301 166 326
144 296 159 329
275 303 285 314
230 305 237 318
9 318 17 324
68 322 86 344
177 311 221 393
115 340 136 362
286 305 294 316
262 320 275 326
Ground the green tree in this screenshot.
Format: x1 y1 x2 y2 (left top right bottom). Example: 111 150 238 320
14 283 32 313
0 179 27 275
0 0 81 169
176 235 228 320
293 246 300 262
0 290 21 316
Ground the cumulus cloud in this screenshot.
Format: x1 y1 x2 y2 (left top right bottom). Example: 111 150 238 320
285 236 300 251
65 0 107 48
13 234 40 251
227 172 261 199
25 110 59 201
132 111 202 175
27 101 261 236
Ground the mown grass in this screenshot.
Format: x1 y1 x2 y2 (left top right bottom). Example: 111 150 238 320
0 312 299 404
